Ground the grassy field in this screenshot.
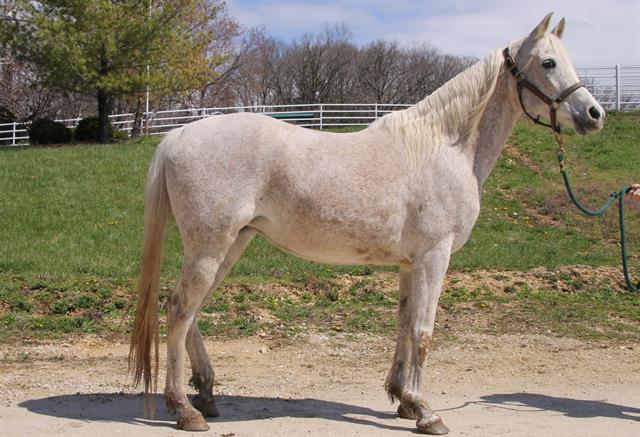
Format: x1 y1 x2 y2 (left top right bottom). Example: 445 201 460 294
1 113 639 341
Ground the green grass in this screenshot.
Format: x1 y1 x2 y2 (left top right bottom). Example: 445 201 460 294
439 276 640 342
1 113 639 340
0 137 158 279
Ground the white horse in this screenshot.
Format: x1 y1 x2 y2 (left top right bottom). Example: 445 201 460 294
130 14 605 434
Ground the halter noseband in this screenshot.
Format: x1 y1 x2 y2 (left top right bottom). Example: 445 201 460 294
502 47 584 133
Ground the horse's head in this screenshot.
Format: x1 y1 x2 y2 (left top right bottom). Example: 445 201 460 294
507 13 604 135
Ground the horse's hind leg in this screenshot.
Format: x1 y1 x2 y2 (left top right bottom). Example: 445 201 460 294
186 316 218 417
165 231 240 432
186 227 257 418
385 239 452 435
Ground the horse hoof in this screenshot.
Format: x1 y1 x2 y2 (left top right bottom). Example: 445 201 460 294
192 394 220 417
416 417 449 435
397 404 418 420
177 411 210 432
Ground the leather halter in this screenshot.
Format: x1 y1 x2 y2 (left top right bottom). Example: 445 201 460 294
502 47 584 133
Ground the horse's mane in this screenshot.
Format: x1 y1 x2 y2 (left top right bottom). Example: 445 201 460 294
372 49 504 164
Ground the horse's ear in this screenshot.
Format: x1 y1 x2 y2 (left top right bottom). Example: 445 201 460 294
529 12 553 41
551 17 566 39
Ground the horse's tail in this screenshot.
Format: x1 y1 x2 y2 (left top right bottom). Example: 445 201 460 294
129 137 172 409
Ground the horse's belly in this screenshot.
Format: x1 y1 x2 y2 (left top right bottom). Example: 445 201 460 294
248 216 406 266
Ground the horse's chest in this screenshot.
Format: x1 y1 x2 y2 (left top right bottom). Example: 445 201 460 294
411 174 481 251
450 194 481 251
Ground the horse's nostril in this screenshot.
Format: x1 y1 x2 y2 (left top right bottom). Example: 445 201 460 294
588 106 601 120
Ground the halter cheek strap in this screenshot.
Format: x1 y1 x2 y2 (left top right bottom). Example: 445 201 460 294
502 47 585 133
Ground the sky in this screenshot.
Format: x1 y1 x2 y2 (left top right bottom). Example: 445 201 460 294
226 0 640 68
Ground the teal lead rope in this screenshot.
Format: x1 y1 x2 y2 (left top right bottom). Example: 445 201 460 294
554 133 639 291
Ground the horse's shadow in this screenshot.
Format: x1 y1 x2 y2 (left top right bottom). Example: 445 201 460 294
18 391 640 431
477 393 640 421
18 393 407 431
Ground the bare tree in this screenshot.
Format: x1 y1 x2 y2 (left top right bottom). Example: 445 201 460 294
355 40 405 103
281 25 357 104
431 53 477 92
401 44 444 103
222 29 282 107
0 58 59 123
350 41 475 105
187 13 247 108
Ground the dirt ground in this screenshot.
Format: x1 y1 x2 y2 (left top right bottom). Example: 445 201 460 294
0 331 638 437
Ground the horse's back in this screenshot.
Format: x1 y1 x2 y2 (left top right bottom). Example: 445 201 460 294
162 112 403 189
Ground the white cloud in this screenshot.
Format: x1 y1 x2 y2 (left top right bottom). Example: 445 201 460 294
393 1 640 67
227 0 353 36
226 0 640 67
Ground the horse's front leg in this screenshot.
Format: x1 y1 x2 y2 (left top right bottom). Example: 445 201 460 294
386 238 452 435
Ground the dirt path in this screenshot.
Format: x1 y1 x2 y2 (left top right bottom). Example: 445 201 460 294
0 332 638 437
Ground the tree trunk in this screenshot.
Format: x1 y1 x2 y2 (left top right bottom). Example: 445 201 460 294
97 88 111 143
131 94 144 137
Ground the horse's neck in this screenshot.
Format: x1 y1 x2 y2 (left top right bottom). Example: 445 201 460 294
471 72 522 187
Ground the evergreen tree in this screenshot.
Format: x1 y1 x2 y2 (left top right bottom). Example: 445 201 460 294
2 0 228 142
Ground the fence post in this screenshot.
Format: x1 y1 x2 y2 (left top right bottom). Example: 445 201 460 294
375 103 378 119
12 122 16 146
319 104 323 130
615 64 621 111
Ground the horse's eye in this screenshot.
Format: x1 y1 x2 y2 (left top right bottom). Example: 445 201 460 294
542 59 556 69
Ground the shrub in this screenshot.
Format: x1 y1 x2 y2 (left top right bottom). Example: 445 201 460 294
75 116 128 142
29 119 72 145
75 116 105 142
111 127 129 142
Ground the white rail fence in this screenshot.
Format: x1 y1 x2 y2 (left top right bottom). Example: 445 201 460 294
2 64 639 147
577 65 640 110
0 103 411 147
